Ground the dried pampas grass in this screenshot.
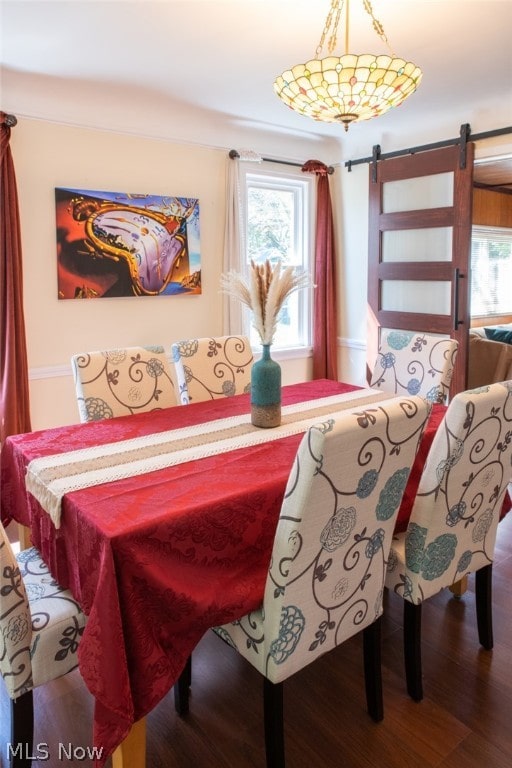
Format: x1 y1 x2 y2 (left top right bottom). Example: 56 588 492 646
220 260 310 345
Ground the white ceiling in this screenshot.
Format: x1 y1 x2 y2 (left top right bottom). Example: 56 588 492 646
1 0 512 158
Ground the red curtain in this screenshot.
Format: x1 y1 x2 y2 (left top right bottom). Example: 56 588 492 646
1 113 31 444
302 160 338 380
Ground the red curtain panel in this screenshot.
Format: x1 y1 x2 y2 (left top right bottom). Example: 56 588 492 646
0 112 32 444
302 160 338 380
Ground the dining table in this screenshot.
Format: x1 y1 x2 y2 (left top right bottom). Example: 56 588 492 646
1 378 509 767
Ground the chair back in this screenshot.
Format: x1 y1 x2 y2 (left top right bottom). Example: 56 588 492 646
257 395 431 683
71 345 177 422
370 329 458 404
171 335 253 404
386 382 512 603
0 523 32 697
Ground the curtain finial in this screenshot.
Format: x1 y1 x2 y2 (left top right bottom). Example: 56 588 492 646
3 113 17 127
301 160 335 176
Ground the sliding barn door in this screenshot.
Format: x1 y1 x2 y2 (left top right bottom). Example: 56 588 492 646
367 143 474 395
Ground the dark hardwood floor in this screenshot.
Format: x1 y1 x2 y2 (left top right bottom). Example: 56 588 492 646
2 508 511 768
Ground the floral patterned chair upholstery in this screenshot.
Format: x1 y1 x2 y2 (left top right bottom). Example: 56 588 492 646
71 345 177 422
1 523 87 765
171 335 253 404
385 382 512 701
179 395 431 767
370 329 459 404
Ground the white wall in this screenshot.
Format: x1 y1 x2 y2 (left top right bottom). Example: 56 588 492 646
8 109 512 430
10 118 343 429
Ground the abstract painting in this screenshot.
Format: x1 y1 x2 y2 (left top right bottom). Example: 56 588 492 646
55 188 201 299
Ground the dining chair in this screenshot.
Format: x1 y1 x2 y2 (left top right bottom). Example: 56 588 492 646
369 329 459 404
177 395 431 767
70 345 178 422
171 335 253 404
385 381 512 702
0 522 87 767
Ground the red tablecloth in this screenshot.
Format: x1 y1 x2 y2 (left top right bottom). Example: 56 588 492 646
396 403 447 531
1 380 509 764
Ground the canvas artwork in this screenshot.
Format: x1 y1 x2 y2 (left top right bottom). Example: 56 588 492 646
55 188 201 299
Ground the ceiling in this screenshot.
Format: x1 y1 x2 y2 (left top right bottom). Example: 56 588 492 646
473 156 512 193
1 0 512 166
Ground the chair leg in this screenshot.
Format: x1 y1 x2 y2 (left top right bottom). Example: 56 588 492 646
362 617 383 722
183 653 192 687
448 575 468 598
174 655 192 716
10 691 34 768
403 600 423 702
476 563 493 650
263 678 285 768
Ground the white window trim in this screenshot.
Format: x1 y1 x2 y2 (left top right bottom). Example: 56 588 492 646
239 162 315 353
471 224 512 318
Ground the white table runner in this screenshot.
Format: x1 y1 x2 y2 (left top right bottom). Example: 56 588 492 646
26 389 391 527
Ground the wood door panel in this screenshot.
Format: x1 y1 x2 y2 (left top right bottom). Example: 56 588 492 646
375 146 462 181
367 143 474 394
376 310 454 334
378 263 453 280
379 208 454 229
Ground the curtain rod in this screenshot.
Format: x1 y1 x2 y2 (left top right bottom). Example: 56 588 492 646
2 113 17 127
229 149 335 175
344 124 512 171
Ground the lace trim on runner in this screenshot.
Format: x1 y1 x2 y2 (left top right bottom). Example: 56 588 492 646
26 389 392 527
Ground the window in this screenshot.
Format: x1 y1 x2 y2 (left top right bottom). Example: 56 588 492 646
471 226 512 317
240 167 314 351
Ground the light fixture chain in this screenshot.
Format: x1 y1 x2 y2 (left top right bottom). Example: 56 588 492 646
315 0 345 58
362 0 394 55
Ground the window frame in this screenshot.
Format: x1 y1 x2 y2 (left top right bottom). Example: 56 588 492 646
470 224 512 320
239 163 315 355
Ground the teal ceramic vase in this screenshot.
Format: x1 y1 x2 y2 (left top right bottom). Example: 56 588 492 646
251 344 281 428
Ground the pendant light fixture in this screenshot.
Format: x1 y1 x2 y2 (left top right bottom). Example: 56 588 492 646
273 0 422 131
